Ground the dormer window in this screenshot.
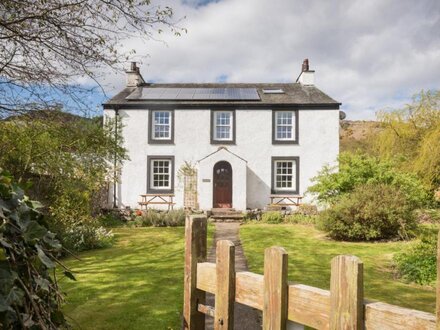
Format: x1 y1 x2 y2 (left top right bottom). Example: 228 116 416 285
149 110 174 144
272 110 298 144
211 110 235 144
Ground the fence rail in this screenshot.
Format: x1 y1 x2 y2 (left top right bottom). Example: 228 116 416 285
182 215 438 329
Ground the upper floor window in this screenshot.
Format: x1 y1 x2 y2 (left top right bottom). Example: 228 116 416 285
211 110 235 144
272 110 298 144
149 110 174 144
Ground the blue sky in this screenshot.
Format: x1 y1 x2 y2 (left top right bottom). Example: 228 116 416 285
89 0 440 120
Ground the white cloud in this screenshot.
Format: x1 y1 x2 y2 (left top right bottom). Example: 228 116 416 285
99 0 440 120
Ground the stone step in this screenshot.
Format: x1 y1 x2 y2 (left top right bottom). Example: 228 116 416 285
211 208 237 214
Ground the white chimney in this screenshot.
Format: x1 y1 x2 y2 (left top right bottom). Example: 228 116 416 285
126 62 145 87
296 59 315 86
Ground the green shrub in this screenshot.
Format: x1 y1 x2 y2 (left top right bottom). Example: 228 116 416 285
130 209 186 227
285 213 318 225
308 152 432 208
0 170 72 328
98 212 125 227
49 214 114 252
319 183 417 241
261 211 284 224
296 203 318 216
394 231 437 285
61 222 114 252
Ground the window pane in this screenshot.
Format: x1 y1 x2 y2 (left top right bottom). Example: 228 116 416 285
275 111 295 141
274 160 296 190
151 159 171 189
214 112 232 140
153 111 171 139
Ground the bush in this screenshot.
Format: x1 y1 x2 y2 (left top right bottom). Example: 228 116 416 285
48 213 114 252
319 183 417 241
130 209 186 227
98 212 125 227
261 211 284 224
308 152 432 208
285 213 318 225
0 170 71 328
394 230 437 285
61 222 114 252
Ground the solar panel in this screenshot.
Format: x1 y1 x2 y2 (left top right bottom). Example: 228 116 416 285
126 88 261 101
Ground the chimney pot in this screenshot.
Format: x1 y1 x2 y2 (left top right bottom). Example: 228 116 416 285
302 59 309 72
126 62 145 87
296 59 315 85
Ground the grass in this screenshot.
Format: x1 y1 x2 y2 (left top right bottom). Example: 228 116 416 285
60 226 213 330
240 224 436 313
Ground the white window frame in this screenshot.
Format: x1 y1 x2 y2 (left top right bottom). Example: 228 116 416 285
213 111 233 141
150 159 172 190
152 110 172 140
272 157 299 194
275 111 295 141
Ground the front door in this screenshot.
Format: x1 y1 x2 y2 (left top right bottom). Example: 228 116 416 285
213 161 232 208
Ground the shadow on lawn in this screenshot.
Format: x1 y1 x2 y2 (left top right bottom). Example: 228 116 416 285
240 224 436 313
61 228 187 330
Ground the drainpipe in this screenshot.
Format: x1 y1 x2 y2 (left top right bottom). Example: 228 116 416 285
113 106 119 209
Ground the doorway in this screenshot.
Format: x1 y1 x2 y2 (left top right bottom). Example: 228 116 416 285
213 161 232 208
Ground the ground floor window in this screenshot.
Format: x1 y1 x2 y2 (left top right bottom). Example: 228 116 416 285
271 156 299 194
147 156 174 193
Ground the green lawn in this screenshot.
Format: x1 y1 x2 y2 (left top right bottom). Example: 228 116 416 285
60 227 211 330
240 224 436 313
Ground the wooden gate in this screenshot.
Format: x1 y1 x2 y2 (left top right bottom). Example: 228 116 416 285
183 215 439 329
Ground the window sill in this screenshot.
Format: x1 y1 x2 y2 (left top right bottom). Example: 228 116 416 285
148 140 174 145
146 188 174 194
271 190 299 195
272 140 299 145
210 140 235 145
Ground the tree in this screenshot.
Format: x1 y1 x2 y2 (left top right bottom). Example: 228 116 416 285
0 110 128 251
0 0 182 115
374 90 440 190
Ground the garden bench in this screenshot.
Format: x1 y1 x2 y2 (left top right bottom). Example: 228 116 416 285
269 194 303 209
138 194 175 211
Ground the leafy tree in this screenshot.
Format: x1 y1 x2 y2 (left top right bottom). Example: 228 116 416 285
374 90 440 190
0 170 72 328
0 110 127 250
308 152 431 208
0 0 183 115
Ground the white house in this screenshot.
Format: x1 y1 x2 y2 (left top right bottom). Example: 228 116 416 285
103 60 340 211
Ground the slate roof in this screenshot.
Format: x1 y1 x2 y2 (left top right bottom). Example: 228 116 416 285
103 83 340 109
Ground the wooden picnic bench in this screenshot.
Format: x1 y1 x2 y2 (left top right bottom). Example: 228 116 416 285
269 194 303 208
138 194 175 211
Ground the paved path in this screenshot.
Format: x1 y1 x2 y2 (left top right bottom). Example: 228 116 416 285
205 222 262 330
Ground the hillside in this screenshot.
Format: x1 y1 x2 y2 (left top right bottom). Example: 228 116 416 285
340 120 382 152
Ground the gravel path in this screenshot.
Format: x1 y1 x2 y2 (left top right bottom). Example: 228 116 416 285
205 222 262 330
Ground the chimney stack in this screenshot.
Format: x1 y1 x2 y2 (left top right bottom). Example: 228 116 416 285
126 62 145 87
296 58 315 85
302 59 309 72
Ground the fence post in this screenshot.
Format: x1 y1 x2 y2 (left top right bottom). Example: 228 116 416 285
183 215 207 330
330 255 364 330
215 240 235 330
436 231 440 329
263 246 288 330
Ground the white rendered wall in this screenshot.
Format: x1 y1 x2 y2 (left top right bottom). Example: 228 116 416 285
104 108 339 210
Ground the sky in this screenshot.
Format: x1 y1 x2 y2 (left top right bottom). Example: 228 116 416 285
95 0 440 120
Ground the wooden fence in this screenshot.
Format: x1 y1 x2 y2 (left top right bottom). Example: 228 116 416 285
183 215 438 329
